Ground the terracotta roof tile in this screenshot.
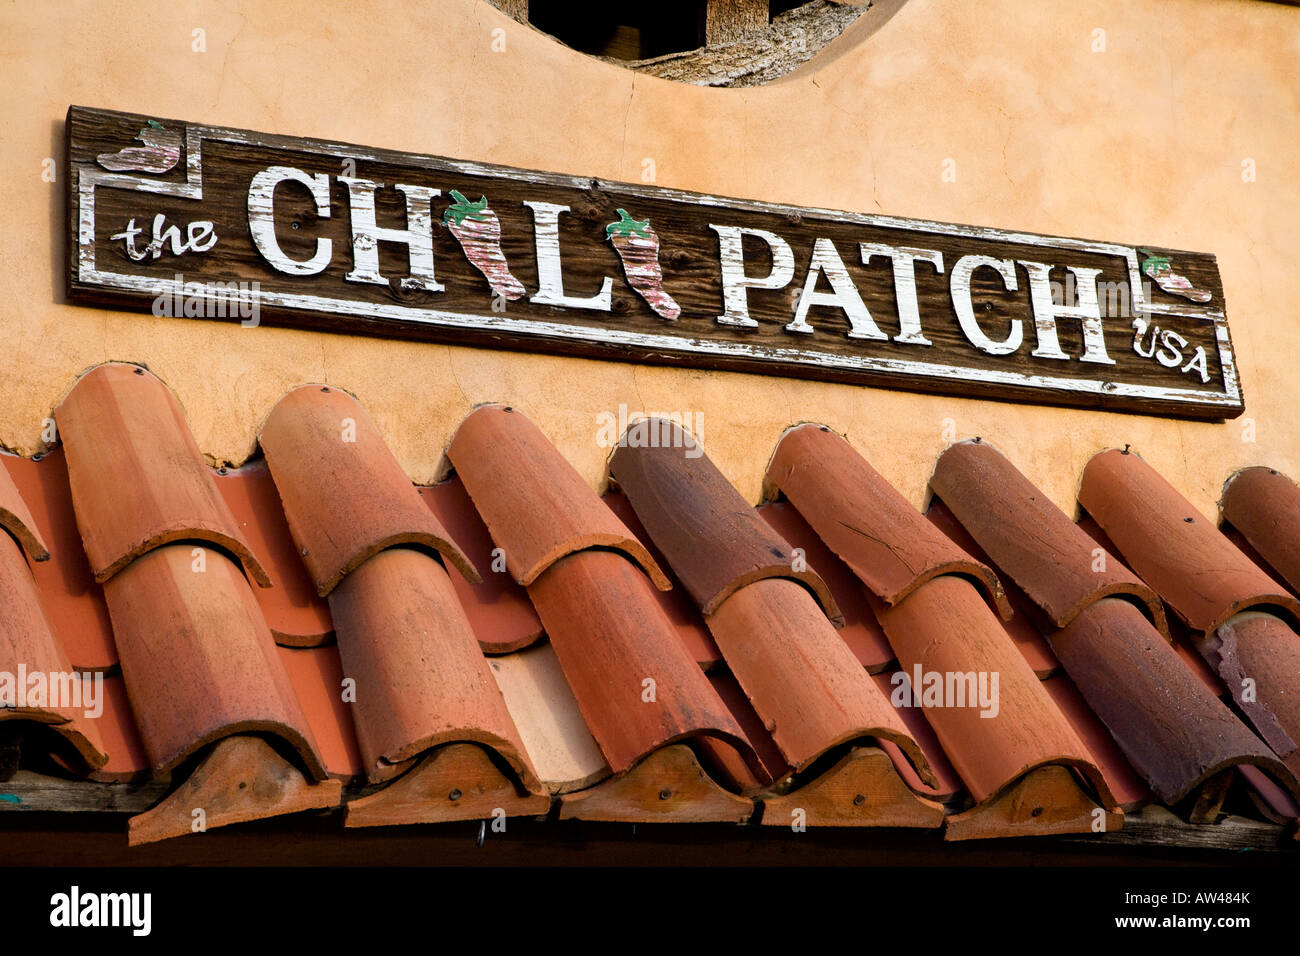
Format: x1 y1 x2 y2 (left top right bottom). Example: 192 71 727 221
527 549 757 776
327 546 540 790
764 424 1010 617
448 405 669 590
55 364 269 587
0 532 106 771
277 645 362 780
602 490 723 667
1050 598 1294 805
1202 611 1300 768
488 643 609 794
101 544 326 779
215 461 333 646
932 440 1167 632
610 426 840 621
871 576 1115 814
924 498 1059 677
704 670 785 786
1221 466 1300 596
1041 673 1151 811
872 670 965 803
421 476 543 654
706 578 932 781
259 385 477 596
1079 449 1300 634
84 674 149 782
759 500 894 672
0 455 48 563
2 450 115 671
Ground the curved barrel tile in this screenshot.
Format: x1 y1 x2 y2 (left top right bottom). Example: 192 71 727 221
1221 466 1300 596
765 424 1010 617
1206 611 1300 768
3 450 116 671
0 457 48 562
420 476 544 654
448 405 669 590
259 385 477 596
1051 599 1297 805
101 544 326 780
1079 449 1300 634
277 644 363 780
932 440 1167 632
873 576 1115 810
327 546 540 790
0 533 106 770
707 578 933 782
527 548 757 776
759 500 895 671
215 461 333 646
610 424 840 621
55 363 269 587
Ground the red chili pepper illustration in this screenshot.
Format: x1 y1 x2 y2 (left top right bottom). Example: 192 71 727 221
443 190 526 300
96 120 181 174
1139 249 1212 304
606 208 681 321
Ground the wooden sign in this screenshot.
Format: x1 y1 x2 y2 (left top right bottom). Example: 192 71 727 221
67 106 1242 419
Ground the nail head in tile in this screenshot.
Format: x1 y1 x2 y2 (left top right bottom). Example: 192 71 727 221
658 788 672 800
449 788 462 801
853 793 866 806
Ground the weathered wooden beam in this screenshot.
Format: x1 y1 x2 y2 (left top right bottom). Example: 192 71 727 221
0 769 169 813
705 0 768 45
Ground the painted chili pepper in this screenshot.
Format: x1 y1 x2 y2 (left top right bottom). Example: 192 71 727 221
606 208 681 321
444 190 526 300
96 120 181 174
1139 249 1212 304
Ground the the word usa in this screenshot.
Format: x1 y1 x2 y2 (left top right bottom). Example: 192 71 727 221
67 106 1241 418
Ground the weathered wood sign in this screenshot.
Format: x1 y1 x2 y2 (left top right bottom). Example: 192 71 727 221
67 106 1242 418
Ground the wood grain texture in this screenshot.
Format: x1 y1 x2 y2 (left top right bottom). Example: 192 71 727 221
557 744 754 823
449 405 670 589
66 106 1242 420
127 735 341 846
101 544 326 780
1080 449 1300 634
258 385 478 596
610 422 841 620
327 547 540 790
759 746 945 829
343 742 550 828
766 424 1011 616
1221 466 1300 596
944 765 1122 841
55 363 270 587
931 439 1168 632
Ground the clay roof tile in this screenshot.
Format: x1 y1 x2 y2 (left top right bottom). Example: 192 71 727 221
447 405 669 590
259 385 478 596
1221 466 1300 596
764 424 1010 617
1079 449 1300 634
55 363 269 587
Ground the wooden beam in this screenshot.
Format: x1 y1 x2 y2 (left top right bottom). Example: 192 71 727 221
706 0 768 45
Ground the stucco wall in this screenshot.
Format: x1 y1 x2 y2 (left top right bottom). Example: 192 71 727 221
3 0 1296 517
